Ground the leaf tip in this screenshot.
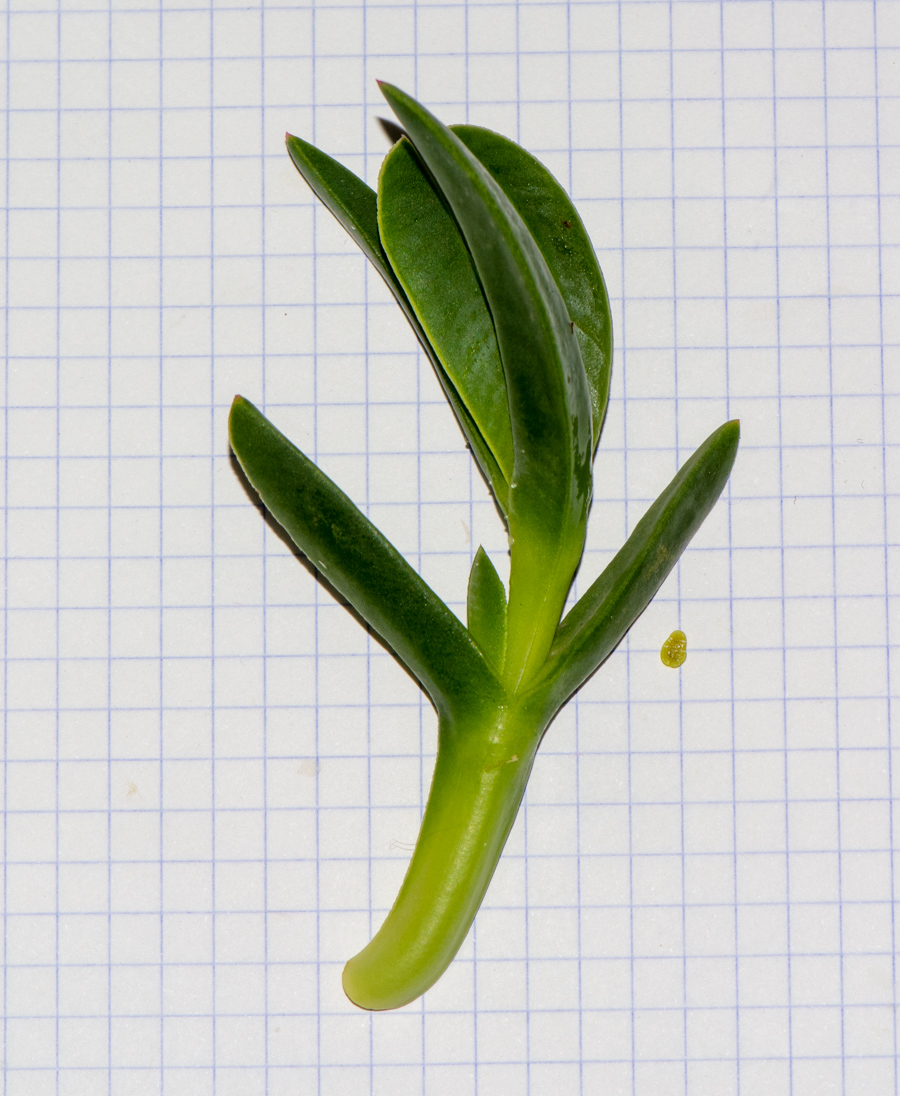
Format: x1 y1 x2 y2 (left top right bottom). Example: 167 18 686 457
377 81 404 108
715 418 741 475
229 394 254 443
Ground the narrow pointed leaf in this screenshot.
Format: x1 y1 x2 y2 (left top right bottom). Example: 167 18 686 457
286 132 391 287
453 124 613 449
537 420 740 711
466 547 507 673
229 396 503 716
379 139 515 481
286 132 509 514
378 82 593 687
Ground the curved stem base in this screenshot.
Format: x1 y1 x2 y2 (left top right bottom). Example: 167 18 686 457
342 704 542 1010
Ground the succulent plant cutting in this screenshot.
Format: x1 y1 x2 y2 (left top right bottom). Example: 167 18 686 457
228 82 739 1011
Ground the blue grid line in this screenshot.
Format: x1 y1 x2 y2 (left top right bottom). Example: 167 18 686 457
259 3 270 1094
155 0 165 1083
309 9 322 1089
722 3 740 1088
821 2 848 1091
462 1 484 1079
205 0 215 1085
875 2 900 1091
667 6 690 1086
360 6 373 1090
614 8 637 1094
772 1 794 1087
566 6 587 1095
105 0 114 1088
0 0 889 13
53 1 62 1090
414 6 432 1089
2 0 9 1087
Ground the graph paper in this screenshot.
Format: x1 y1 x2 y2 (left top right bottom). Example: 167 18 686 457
2 0 898 1092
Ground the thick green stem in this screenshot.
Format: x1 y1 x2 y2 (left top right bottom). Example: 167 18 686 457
342 699 546 1010
504 526 584 691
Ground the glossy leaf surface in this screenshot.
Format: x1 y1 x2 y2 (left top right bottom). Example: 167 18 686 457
229 396 502 718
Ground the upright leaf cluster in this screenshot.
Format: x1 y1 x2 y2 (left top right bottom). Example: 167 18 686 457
229 84 739 1010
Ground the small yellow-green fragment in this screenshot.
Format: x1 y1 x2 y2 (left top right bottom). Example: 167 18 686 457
661 629 687 668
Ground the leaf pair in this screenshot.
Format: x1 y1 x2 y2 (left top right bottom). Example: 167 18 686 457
378 123 614 500
287 95 612 524
231 394 739 718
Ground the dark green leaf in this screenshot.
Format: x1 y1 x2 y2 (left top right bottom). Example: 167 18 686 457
378 82 593 688
229 396 503 717
537 419 740 710
453 124 613 449
286 132 389 287
286 132 510 515
466 547 507 673
379 138 515 482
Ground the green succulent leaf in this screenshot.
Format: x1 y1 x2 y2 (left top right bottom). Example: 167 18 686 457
537 419 741 713
378 126 614 486
378 81 593 689
379 138 515 482
286 132 510 515
285 132 389 287
452 124 613 450
228 395 503 719
466 547 507 673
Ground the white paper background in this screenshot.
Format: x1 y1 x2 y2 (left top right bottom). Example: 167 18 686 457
2 0 899 1093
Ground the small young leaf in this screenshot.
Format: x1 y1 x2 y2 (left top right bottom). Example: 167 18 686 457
466 547 507 673
286 132 510 515
537 419 740 711
229 396 503 717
